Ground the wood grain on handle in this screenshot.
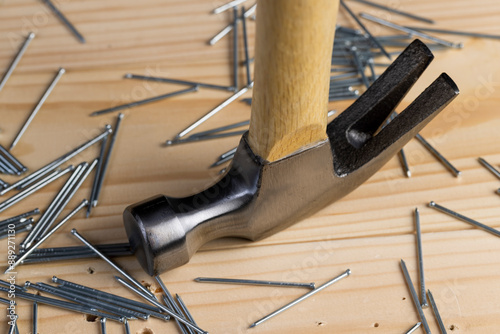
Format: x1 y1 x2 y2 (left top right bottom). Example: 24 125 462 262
248 0 339 162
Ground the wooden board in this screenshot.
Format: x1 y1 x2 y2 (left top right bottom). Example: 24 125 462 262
0 0 500 333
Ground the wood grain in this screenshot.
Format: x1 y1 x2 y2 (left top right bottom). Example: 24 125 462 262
247 0 337 161
0 0 499 333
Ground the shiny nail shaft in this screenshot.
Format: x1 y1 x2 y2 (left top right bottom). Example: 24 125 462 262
0 32 35 92
175 86 250 139
42 0 85 43
10 68 65 150
478 157 500 180
405 322 422 334
429 201 500 238
414 208 428 308
91 86 198 116
400 260 431 334
124 74 234 92
250 269 351 328
416 134 461 176
33 301 38 334
87 129 110 216
427 290 448 334
352 0 434 24
155 276 191 334
195 277 315 289
406 26 500 40
213 0 248 14
176 294 198 326
71 229 156 299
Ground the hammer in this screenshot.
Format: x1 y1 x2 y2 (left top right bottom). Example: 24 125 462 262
123 0 459 275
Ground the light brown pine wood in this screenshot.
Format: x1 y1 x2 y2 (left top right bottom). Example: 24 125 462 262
0 0 499 333
248 0 338 161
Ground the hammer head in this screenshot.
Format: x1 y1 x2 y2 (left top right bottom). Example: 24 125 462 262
124 40 459 275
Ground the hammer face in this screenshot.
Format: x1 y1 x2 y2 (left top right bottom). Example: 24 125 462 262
124 39 459 275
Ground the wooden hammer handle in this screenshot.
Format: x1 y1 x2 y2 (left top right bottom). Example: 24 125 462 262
248 0 339 162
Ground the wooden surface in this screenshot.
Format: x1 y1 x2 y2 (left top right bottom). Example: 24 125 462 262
248 0 337 161
0 0 499 333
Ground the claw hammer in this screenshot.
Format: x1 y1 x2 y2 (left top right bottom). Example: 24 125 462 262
123 0 459 275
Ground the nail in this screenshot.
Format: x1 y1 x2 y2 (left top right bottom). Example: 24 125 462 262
340 1 392 60
5 199 87 273
10 68 65 150
124 74 235 92
29 282 143 320
33 301 38 334
0 208 40 225
220 147 238 160
209 25 234 45
1 127 111 196
359 13 463 49
155 276 191 334
189 121 249 139
195 277 315 289
0 178 8 189
0 297 14 305
37 159 98 241
399 260 432 334
414 208 428 308
427 290 448 334
0 32 35 92
0 280 27 292
405 322 422 334
115 276 208 334
241 6 252 86
428 201 500 238
232 6 239 91
176 294 198 328
27 243 131 257
42 0 85 43
87 126 111 217
166 130 247 146
0 166 73 214
478 157 500 180
52 276 167 316
174 85 250 139
250 269 351 328
210 154 235 168
415 134 461 177
350 47 370 88
124 319 131 334
0 218 33 236
71 229 156 299
92 115 123 207
351 0 435 24
0 286 125 322
0 156 20 175
22 163 86 249
406 26 500 40
213 0 247 14
0 144 27 173
90 86 198 116
0 224 32 240
398 148 412 178
100 318 107 334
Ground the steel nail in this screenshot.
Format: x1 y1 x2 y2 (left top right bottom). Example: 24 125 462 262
124 319 131 334
167 130 246 146
42 0 85 43
400 260 431 334
88 126 111 217
33 301 38 334
232 6 239 91
10 68 65 150
414 208 428 308
195 277 315 289
175 85 250 139
189 120 249 139
213 0 247 14
250 269 351 328
406 26 500 40
0 32 35 92
100 317 107 334
427 289 448 334
0 144 27 173
429 201 500 238
91 86 198 116
176 294 198 327
93 115 123 207
155 276 192 334
124 74 234 92
478 157 500 180
71 229 156 299
415 134 461 176
0 208 40 225
8 314 17 334
241 6 252 86
405 322 422 334
6 199 88 273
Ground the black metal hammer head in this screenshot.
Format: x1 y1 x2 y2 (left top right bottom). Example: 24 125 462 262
124 39 459 275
